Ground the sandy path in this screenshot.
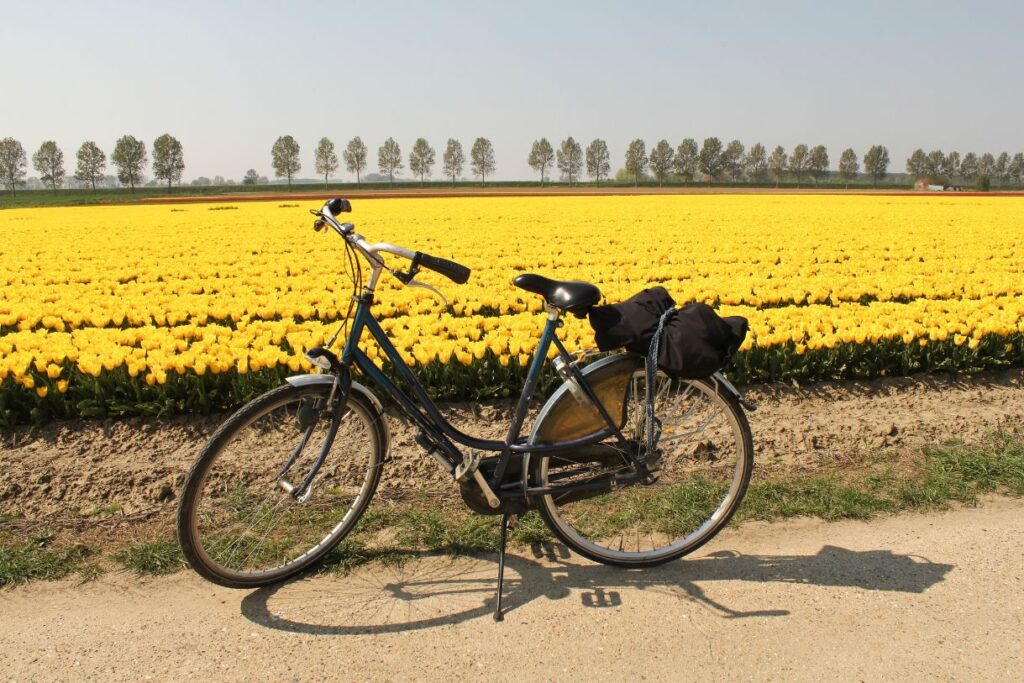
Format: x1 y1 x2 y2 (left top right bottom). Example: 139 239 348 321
1 498 1020 682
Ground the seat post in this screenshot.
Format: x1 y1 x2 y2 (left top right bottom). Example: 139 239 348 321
544 302 562 322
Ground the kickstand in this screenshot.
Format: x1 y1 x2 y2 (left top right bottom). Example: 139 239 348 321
493 511 511 622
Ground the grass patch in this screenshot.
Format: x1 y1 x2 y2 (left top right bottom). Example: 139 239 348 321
738 435 1024 523
113 538 187 576
0 535 94 587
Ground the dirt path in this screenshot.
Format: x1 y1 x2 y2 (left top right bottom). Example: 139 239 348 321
3 370 1022 518
2 498 1020 681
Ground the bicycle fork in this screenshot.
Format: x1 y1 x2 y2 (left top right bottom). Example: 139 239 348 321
277 368 352 501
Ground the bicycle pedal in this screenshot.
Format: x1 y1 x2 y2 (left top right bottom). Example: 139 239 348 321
453 449 481 483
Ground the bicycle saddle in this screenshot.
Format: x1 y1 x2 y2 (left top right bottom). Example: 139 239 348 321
512 273 601 315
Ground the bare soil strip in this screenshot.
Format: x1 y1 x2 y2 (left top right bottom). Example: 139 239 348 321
3 370 1022 520
1 497 1020 681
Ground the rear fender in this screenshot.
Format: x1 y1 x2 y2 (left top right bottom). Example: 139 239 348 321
710 372 755 411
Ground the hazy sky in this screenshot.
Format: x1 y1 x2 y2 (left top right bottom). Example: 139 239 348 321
4 0 1022 181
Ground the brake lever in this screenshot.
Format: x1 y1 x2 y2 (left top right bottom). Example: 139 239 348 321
407 278 448 307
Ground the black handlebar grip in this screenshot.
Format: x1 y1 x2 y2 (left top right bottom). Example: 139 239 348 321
327 198 351 216
417 252 471 284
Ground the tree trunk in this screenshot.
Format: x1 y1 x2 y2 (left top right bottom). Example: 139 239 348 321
168 177 172 193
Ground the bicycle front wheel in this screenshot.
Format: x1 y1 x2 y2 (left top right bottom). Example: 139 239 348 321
177 382 385 587
533 372 753 567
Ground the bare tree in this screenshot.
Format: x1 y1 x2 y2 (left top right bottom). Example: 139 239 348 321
343 136 368 185
808 145 829 185
470 137 495 183
0 137 27 195
994 152 1010 186
528 138 554 184
925 149 945 180
33 140 65 194
978 152 995 180
75 141 106 191
243 169 260 185
408 138 436 184
863 145 890 187
698 137 724 184
152 134 185 192
674 138 698 184
557 136 583 185
959 152 979 184
722 139 745 182
443 138 464 186
744 143 768 182
585 139 610 183
271 135 301 189
788 144 811 186
648 139 674 186
1009 153 1024 186
378 137 403 186
768 145 787 187
838 148 859 188
944 151 961 184
905 148 927 180
112 135 147 193
624 139 647 186
315 137 339 187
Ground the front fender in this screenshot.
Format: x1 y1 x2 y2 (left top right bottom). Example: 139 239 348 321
285 373 391 454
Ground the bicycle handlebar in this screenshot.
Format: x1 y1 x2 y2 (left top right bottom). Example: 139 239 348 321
317 199 472 285
416 252 471 284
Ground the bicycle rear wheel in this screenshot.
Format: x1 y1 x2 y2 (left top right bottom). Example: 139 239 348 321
532 372 752 567
177 382 385 587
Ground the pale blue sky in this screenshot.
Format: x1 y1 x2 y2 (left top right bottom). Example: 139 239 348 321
3 0 1021 181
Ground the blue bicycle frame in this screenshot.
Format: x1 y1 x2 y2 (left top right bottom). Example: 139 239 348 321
338 294 637 495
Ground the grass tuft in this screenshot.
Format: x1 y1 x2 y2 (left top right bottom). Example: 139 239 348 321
113 538 187 575
0 537 94 587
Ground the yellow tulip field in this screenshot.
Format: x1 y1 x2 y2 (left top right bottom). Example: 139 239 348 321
2 194 1023 425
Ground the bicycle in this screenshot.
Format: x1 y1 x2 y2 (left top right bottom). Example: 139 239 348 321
177 198 755 620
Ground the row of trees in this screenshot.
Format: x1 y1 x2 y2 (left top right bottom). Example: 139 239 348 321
526 138 1023 188
4 134 1023 193
905 149 1024 186
529 137 882 187
0 136 184 194
269 135 496 187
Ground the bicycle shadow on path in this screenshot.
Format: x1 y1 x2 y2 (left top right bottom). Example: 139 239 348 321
240 543 954 635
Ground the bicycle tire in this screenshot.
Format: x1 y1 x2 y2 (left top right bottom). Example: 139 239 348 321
177 382 386 588
532 373 753 568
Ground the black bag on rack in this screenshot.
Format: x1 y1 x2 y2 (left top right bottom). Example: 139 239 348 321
588 286 748 379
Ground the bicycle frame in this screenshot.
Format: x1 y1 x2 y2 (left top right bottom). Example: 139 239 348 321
338 293 639 499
